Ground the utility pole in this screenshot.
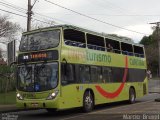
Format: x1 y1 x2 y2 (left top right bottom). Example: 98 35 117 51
27 0 38 32
27 0 32 32
150 22 160 76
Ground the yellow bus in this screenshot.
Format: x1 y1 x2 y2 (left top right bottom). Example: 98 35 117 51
16 25 148 112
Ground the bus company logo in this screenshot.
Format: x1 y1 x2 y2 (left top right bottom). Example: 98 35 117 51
86 52 111 63
129 58 145 66
67 50 86 61
67 49 112 63
95 56 128 99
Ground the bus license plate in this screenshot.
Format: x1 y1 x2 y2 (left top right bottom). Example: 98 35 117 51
31 103 38 107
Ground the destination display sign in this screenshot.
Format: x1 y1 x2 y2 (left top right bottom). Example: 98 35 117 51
18 50 58 63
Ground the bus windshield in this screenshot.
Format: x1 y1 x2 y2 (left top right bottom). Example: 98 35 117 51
17 62 58 92
19 30 60 51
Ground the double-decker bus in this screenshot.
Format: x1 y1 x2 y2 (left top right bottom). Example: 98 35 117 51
16 25 148 112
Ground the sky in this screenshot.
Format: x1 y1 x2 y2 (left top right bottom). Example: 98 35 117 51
0 0 160 50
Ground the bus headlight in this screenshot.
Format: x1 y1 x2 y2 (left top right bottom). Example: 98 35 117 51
46 90 59 100
17 93 23 100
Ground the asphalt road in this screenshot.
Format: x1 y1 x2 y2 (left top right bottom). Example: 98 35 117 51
1 93 160 120
1 80 160 120
149 79 160 93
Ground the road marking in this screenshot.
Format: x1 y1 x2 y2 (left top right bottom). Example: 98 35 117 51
90 100 153 114
92 110 144 114
60 100 153 120
149 92 160 94
148 93 159 94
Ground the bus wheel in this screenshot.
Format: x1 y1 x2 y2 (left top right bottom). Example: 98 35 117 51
129 88 136 104
83 91 94 112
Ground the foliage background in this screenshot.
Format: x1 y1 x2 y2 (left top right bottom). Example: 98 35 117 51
0 65 16 93
140 29 159 76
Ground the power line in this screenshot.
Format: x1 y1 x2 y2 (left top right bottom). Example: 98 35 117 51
0 0 150 35
0 1 26 12
2 1 155 18
38 13 160 17
0 8 52 25
0 8 27 18
77 14 160 17
0 0 103 26
0 1 27 16
0 1 55 24
44 0 149 35
0 1 62 25
34 12 60 24
1 0 29 13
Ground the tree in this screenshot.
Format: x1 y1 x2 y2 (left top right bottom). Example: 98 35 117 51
0 15 20 44
0 65 16 93
139 28 160 76
140 35 154 45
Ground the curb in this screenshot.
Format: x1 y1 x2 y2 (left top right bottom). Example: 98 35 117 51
0 105 39 113
0 105 23 113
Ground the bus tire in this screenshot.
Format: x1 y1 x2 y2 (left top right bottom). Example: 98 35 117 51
129 88 136 104
83 91 94 112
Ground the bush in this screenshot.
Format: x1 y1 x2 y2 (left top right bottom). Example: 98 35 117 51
0 65 16 93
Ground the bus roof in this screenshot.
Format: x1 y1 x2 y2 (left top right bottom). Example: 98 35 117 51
23 24 144 47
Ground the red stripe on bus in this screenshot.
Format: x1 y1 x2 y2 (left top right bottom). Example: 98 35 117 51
95 56 128 99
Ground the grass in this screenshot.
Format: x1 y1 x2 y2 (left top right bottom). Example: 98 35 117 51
0 91 16 105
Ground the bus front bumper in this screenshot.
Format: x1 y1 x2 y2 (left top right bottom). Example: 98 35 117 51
16 99 59 109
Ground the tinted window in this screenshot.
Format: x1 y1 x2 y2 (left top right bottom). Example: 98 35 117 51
112 68 124 82
97 67 103 83
128 69 146 82
102 67 113 83
61 64 75 85
61 63 146 85
91 66 98 83
79 65 90 83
